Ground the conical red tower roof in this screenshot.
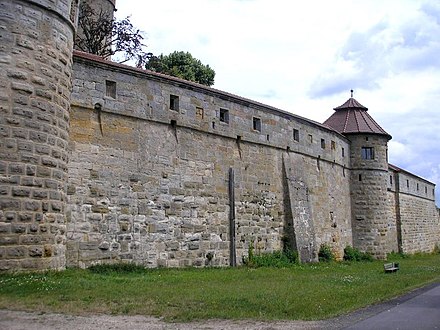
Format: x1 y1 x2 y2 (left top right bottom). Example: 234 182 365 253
323 93 391 139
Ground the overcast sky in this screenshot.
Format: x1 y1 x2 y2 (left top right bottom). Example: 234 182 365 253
116 0 440 205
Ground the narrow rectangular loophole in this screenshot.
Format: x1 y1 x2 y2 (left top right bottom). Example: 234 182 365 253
308 134 313 143
219 108 229 123
293 129 299 142
321 138 326 149
105 80 116 99
170 94 179 111
253 117 261 132
331 140 336 150
266 134 270 141
359 174 362 181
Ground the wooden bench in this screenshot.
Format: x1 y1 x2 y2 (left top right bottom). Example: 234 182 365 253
384 262 399 273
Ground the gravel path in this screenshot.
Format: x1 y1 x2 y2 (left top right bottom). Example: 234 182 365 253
3 284 437 330
0 310 335 330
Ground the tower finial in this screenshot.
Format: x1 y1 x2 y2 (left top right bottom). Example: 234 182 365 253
350 89 354 98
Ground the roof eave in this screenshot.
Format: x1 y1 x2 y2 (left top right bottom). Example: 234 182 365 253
343 131 392 140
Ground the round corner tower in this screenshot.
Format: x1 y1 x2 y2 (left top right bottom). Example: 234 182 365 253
0 0 79 272
324 92 393 259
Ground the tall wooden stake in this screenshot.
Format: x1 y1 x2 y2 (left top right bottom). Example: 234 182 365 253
229 168 236 266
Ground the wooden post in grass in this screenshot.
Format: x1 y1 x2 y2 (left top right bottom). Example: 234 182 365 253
229 168 236 266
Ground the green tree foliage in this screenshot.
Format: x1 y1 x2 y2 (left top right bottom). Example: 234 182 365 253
146 51 216 86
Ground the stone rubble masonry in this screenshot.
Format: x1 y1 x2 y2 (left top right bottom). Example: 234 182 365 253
0 0 78 271
66 53 353 267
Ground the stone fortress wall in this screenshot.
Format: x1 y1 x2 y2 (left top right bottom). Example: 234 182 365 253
66 52 353 267
0 0 438 272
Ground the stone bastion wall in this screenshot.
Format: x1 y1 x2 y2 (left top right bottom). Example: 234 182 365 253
66 52 353 268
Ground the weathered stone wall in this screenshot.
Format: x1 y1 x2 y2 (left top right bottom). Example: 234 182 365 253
399 195 439 253
387 168 439 254
385 188 399 253
66 53 353 267
0 0 77 271
284 153 352 261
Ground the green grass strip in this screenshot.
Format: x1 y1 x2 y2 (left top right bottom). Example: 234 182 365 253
0 253 439 322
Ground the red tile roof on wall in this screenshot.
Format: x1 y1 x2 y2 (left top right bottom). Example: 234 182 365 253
323 97 391 139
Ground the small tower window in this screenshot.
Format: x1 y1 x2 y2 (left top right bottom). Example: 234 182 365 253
342 147 345 157
170 95 179 111
390 175 393 185
407 180 409 188
321 139 326 149
308 134 313 143
105 80 116 99
361 147 374 160
219 108 229 123
252 117 261 132
293 129 299 142
331 140 336 150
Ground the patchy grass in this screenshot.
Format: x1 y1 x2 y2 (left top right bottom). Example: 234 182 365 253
0 253 439 322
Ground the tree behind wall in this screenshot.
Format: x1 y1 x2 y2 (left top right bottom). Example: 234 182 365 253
75 3 216 86
146 51 216 87
74 2 152 67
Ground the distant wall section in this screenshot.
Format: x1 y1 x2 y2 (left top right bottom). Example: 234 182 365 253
388 166 439 254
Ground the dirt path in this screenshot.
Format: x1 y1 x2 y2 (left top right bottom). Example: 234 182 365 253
0 310 336 330
2 283 437 329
